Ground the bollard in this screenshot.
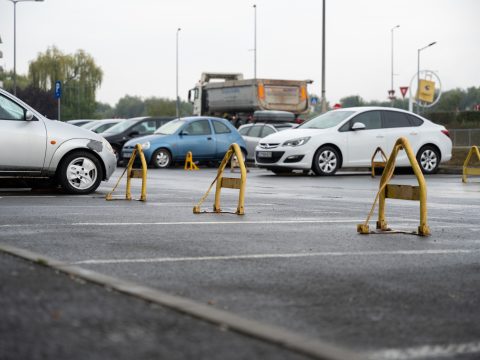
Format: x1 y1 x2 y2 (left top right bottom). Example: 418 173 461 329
462 145 480 183
184 151 199 171
371 147 388 178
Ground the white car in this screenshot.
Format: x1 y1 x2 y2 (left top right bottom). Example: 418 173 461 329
239 123 296 161
255 107 452 175
0 88 117 194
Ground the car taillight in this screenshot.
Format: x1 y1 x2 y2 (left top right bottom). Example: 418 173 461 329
441 129 450 138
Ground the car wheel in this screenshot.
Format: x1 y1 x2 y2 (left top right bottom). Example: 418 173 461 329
312 146 340 176
151 148 172 168
417 145 440 174
58 151 103 194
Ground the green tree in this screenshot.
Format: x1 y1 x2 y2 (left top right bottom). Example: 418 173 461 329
114 95 145 118
340 95 365 108
28 46 103 120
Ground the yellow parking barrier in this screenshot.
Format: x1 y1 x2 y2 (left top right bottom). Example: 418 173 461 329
193 143 247 215
371 147 388 177
184 151 199 171
357 137 430 236
106 143 147 202
462 145 480 183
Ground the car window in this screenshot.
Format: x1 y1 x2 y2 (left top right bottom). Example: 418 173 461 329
95 123 117 133
407 114 424 126
212 120 231 134
261 126 275 137
351 111 382 130
0 94 25 121
248 125 263 138
383 111 411 128
132 120 157 135
238 126 251 136
184 120 211 135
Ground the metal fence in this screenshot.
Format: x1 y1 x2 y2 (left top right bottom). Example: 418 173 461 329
449 129 480 147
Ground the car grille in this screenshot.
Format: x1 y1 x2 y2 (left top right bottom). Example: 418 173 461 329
258 143 280 149
255 151 285 163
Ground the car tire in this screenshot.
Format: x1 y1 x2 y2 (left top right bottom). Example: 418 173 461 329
312 146 340 176
57 151 103 194
417 145 440 174
151 148 173 168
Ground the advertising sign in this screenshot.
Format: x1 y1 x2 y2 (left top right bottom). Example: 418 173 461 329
416 79 435 103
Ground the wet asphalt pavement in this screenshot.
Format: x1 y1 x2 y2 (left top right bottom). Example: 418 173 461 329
1 167 480 359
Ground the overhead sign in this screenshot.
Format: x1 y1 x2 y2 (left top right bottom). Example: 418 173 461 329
399 86 409 99
417 79 435 103
54 80 62 99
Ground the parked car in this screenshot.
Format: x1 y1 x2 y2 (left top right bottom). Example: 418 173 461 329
102 116 174 161
66 119 95 127
81 118 125 134
121 117 247 168
0 88 116 194
255 107 452 175
239 123 296 161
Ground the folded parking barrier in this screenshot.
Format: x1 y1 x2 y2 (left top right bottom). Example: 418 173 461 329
357 137 430 236
462 145 480 183
193 143 247 215
184 151 199 171
371 147 388 178
106 143 147 202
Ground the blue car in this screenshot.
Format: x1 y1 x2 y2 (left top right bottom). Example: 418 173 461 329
121 117 247 168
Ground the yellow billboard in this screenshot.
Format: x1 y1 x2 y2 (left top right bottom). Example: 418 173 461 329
417 79 435 103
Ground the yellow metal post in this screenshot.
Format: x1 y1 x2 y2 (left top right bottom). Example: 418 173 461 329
106 143 147 202
371 147 388 178
184 151 199 171
357 137 430 236
193 143 247 215
462 145 480 183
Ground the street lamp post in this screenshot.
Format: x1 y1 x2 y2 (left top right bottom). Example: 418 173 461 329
417 41 436 113
390 25 400 107
176 27 181 118
320 0 327 113
253 4 257 79
6 0 44 96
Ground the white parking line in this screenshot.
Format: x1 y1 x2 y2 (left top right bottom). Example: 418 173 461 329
72 249 479 265
70 219 365 226
368 341 480 359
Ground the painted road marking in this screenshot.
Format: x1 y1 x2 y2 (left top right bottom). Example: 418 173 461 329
72 249 480 265
368 341 480 359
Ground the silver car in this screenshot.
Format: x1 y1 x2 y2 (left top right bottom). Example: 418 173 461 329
0 88 117 194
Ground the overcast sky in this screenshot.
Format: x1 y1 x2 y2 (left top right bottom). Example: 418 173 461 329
0 0 479 107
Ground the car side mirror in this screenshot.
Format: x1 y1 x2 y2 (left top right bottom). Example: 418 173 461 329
351 122 366 131
25 110 35 121
180 130 189 136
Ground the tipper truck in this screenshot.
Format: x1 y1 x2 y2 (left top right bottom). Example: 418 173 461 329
188 73 312 127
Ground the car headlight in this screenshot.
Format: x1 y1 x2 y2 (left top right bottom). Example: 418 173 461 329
140 141 150 150
282 137 311 147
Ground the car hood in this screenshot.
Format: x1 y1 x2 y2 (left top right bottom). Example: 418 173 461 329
47 119 106 143
259 128 331 144
123 134 171 147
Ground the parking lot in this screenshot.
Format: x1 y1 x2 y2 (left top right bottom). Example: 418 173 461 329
1 167 480 360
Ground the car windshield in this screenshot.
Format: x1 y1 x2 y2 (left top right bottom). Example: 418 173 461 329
102 119 138 134
299 111 355 129
81 121 101 130
155 119 185 135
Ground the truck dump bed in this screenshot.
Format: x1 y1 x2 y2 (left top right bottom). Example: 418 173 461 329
203 78 309 115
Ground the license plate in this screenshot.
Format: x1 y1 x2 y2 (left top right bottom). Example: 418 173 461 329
258 151 272 158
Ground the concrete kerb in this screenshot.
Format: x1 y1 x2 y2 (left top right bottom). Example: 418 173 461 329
0 243 362 360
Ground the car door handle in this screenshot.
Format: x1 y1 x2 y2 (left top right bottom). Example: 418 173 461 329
207 137 213 140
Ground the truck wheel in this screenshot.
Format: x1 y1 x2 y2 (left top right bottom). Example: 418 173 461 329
151 148 173 168
312 146 340 176
57 151 103 194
